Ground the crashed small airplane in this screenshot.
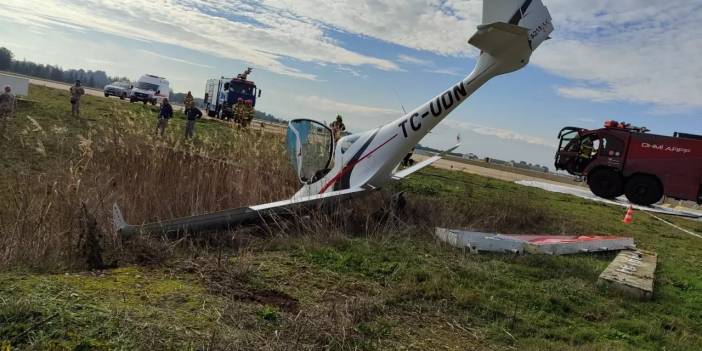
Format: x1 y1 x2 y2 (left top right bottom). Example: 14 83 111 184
115 0 554 237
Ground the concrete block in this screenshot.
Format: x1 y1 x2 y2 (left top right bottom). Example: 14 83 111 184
598 250 657 300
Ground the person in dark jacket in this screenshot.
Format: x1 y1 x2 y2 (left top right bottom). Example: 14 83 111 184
69 80 85 117
184 106 203 139
156 98 173 136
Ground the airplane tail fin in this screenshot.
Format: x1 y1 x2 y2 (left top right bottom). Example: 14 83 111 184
482 0 553 50
469 0 553 75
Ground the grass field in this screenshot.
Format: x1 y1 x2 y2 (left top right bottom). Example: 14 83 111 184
1 85 702 350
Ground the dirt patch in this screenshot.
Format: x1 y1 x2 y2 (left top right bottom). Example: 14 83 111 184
231 288 299 312
177 257 299 312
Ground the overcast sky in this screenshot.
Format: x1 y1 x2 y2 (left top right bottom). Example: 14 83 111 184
1 0 701 169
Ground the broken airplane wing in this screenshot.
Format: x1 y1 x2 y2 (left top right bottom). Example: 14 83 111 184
114 187 368 238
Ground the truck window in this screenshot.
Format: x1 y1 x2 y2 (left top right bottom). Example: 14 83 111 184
591 139 602 157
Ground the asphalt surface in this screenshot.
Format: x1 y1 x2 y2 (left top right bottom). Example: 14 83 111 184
413 153 581 187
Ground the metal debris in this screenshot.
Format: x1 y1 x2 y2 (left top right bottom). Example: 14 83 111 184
435 228 635 255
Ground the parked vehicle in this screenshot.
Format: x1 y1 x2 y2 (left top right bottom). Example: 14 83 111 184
129 75 170 105
103 81 131 100
204 68 261 118
555 120 702 205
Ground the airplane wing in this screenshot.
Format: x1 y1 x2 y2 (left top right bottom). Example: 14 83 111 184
114 187 368 238
392 142 461 180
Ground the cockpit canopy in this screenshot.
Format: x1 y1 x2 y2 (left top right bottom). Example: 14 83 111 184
286 119 335 184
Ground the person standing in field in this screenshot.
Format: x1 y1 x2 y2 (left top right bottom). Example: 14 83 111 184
184 106 203 139
0 86 16 119
330 114 346 140
232 97 245 126
156 98 173 136
0 85 15 139
69 80 85 117
241 99 254 128
184 91 195 110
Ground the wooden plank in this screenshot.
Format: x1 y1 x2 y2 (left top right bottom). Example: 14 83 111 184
598 250 657 300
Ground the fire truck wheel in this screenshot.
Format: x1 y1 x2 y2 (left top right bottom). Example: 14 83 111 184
587 168 624 199
625 175 663 206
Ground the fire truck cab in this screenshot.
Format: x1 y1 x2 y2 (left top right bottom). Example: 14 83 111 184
555 121 702 206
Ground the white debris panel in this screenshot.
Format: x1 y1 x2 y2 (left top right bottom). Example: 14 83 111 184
435 228 635 255
515 180 702 219
0 73 29 96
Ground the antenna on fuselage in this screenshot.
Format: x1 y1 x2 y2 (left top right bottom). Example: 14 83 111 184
392 88 407 115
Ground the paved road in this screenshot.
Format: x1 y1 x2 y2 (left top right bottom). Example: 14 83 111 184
27 76 105 97
413 153 584 187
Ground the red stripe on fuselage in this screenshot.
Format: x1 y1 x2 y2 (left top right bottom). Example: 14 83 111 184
318 134 399 194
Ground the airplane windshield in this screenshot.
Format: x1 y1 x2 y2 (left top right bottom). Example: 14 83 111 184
286 119 334 184
339 135 360 154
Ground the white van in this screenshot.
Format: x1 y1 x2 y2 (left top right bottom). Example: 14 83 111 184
129 74 170 105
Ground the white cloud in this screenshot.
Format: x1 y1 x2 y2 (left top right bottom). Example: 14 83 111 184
262 0 483 56
397 55 463 76
260 0 702 110
444 120 556 148
1 0 400 80
138 50 214 69
3 0 700 111
292 95 401 129
532 0 702 110
397 54 431 66
424 68 463 77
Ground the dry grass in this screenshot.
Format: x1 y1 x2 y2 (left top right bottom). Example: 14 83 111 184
0 99 560 275
0 107 297 271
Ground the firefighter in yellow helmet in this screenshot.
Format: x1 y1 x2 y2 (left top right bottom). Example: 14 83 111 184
233 97 245 127
330 114 346 140
184 91 195 110
241 99 254 128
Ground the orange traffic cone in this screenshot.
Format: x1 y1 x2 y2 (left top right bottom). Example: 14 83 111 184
622 205 634 224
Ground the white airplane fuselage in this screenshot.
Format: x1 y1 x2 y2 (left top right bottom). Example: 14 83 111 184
294 0 553 199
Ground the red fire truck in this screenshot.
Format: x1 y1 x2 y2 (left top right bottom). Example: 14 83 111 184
555 120 702 206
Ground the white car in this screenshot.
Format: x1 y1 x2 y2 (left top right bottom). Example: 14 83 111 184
129 74 170 105
103 81 131 100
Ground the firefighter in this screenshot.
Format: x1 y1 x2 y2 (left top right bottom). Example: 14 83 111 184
241 99 254 128
579 137 594 159
233 97 245 126
69 80 85 117
330 114 346 140
184 91 195 110
237 67 252 80
401 147 416 167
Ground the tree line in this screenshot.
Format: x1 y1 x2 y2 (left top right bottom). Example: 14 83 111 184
0 47 128 90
